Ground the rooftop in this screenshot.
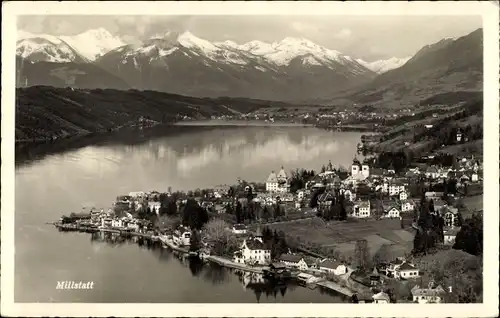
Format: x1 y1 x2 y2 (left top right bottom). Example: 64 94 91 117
319 259 342 269
398 262 417 271
279 254 303 263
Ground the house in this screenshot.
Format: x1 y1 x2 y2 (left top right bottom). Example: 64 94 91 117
232 223 248 235
295 201 302 209
266 167 289 193
278 254 309 270
266 171 279 192
353 200 371 218
173 226 191 246
444 227 461 245
395 262 420 280
372 291 391 304
388 181 405 196
317 191 335 214
319 259 347 276
471 172 479 182
385 258 405 277
111 218 124 228
401 199 415 212
411 284 446 304
399 191 409 201
444 207 460 227
425 166 440 179
382 205 400 219
239 236 271 265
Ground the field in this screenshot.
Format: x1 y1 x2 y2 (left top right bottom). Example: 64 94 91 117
462 194 483 215
268 217 414 261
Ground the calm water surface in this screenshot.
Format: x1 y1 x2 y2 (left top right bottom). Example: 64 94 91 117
15 125 363 302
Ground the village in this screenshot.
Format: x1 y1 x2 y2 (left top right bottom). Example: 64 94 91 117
53 132 483 304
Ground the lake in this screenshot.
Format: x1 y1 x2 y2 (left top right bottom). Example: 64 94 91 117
15 124 363 303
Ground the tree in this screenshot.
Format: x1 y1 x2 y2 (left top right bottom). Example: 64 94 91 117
235 201 243 224
182 198 209 230
262 205 270 221
190 229 202 252
453 213 483 256
203 219 229 242
354 239 371 271
274 203 281 219
166 199 177 216
309 189 323 208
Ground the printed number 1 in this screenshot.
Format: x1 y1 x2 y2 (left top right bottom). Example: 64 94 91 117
448 286 452 293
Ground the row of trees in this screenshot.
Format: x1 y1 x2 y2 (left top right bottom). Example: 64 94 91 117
261 227 289 259
412 196 446 255
453 213 482 256
289 168 316 193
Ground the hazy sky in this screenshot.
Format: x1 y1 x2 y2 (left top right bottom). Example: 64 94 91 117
17 15 482 61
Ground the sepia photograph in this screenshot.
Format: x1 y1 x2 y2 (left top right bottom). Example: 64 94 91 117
1 1 499 317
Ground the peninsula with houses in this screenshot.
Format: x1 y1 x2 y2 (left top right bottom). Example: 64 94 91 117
52 133 483 303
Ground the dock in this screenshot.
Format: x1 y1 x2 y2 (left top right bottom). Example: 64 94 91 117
316 280 354 297
205 255 269 274
53 223 159 241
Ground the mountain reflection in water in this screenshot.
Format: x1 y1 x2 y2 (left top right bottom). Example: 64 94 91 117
15 125 362 303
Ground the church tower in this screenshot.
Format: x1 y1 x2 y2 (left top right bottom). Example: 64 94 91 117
351 156 361 176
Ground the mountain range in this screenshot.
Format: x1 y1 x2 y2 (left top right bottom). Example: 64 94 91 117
15 28 482 104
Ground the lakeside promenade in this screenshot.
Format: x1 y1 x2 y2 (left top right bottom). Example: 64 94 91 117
52 223 359 298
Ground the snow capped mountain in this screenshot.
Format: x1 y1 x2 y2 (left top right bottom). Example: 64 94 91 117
16 35 87 63
17 28 125 62
356 56 411 74
59 28 125 60
17 29 377 101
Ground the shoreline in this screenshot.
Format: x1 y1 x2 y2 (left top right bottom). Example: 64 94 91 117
52 222 357 298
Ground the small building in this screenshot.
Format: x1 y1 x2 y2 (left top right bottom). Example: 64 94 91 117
353 200 371 218
232 223 248 235
411 284 446 304
173 226 191 246
372 291 391 304
401 199 415 212
444 207 460 227
318 259 347 276
278 254 308 270
399 191 409 201
444 227 461 245
395 262 420 280
240 236 271 265
388 181 405 196
317 192 335 214
382 206 400 219
111 218 124 228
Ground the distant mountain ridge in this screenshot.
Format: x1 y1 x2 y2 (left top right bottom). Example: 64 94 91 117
16 86 298 142
325 28 483 108
15 28 482 105
356 57 411 74
16 30 378 101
